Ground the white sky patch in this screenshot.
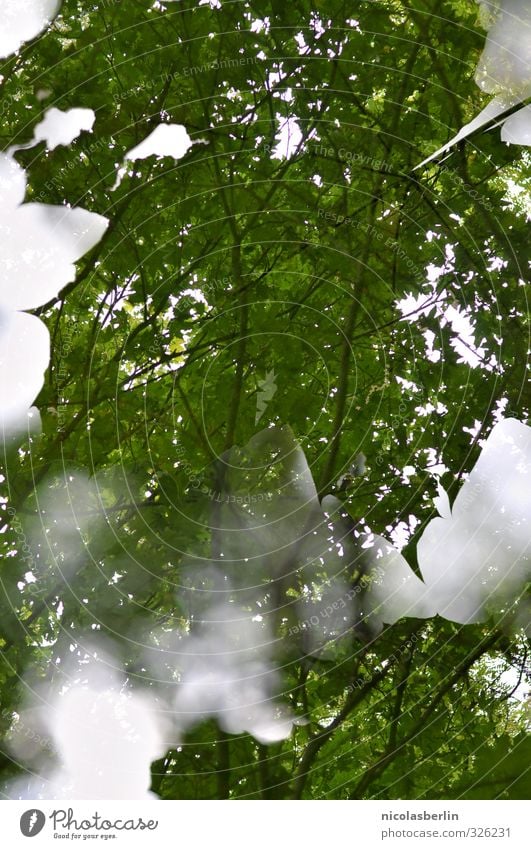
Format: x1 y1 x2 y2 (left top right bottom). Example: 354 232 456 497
493 397 510 422
346 18 362 32
444 304 487 367
240 110 257 126
267 68 288 89
309 13 326 39
395 283 439 321
486 253 508 272
388 514 420 550
502 176 531 217
423 447 450 477
177 287 208 308
474 649 529 705
224 86 241 102
272 116 305 159
395 375 422 393
9 107 95 154
250 17 270 34
267 67 295 104
396 278 491 371
415 399 448 417
463 419 483 440
422 328 441 363
0 0 61 59
499 664 529 702
294 32 308 54
394 463 417 486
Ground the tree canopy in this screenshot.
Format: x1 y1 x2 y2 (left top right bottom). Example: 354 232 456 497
0 0 530 801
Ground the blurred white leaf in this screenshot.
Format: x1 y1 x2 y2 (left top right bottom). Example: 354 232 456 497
9 107 96 153
0 153 108 434
356 529 437 629
433 482 452 520
0 0 60 59
417 418 531 623
0 155 109 311
112 124 207 189
500 103 531 144
416 0 531 167
414 95 520 170
0 309 49 433
8 654 168 800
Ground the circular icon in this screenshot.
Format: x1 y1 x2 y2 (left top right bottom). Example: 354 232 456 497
20 809 46 837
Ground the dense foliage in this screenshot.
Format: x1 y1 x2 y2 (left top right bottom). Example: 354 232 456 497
1 0 529 800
